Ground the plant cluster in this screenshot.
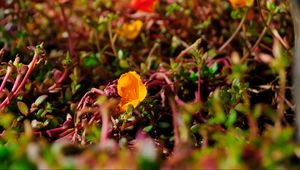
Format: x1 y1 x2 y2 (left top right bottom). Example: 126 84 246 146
0 0 298 169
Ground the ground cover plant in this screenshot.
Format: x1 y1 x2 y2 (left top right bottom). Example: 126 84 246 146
0 0 299 169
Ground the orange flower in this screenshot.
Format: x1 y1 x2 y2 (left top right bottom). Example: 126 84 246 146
229 0 254 8
118 20 143 40
117 71 147 112
131 0 158 13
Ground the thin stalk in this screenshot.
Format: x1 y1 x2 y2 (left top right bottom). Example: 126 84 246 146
12 51 39 96
241 14 272 62
46 126 68 138
100 107 109 148
11 74 22 93
59 4 75 59
275 69 286 130
94 30 102 54
51 4 73 92
0 48 41 110
146 42 159 70
251 14 272 51
169 96 180 149
175 38 201 62
242 81 258 139
0 66 12 92
48 68 69 92
81 120 87 145
58 128 74 138
217 9 249 53
108 21 117 57
256 0 290 50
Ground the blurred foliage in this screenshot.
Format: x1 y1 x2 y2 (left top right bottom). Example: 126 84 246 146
0 0 299 169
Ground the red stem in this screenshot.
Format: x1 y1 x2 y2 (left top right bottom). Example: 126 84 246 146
44 4 74 93
48 68 69 91
0 97 10 109
13 54 38 96
46 126 68 137
11 74 22 93
100 108 109 148
0 66 12 92
58 129 74 138
0 49 40 110
59 4 75 59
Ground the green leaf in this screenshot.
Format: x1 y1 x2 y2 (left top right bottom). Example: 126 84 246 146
231 9 243 20
277 127 293 145
143 125 153 133
253 105 262 118
190 124 200 133
234 103 247 114
17 101 29 116
209 63 218 74
10 159 37 170
226 109 237 128
62 51 72 66
138 156 160 170
207 48 216 58
36 108 44 118
0 113 15 128
267 1 277 13
118 49 124 59
189 71 198 82
119 59 129 68
166 3 182 16
158 122 170 128
34 95 48 106
0 145 10 161
83 54 98 68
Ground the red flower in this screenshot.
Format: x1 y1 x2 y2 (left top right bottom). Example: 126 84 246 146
131 0 158 13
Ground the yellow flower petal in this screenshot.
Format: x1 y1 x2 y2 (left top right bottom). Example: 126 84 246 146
120 99 141 112
118 20 143 40
117 71 147 112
